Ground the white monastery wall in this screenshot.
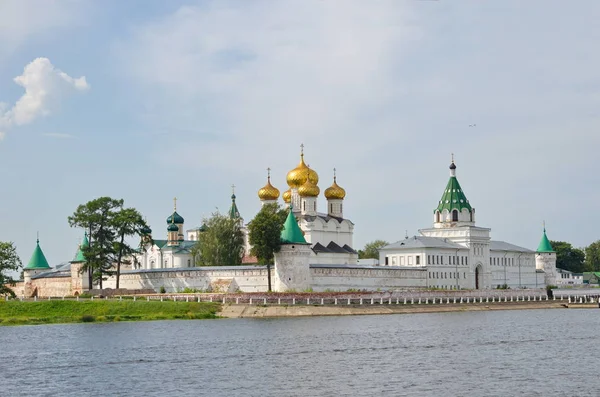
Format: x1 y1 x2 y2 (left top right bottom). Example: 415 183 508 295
310 266 427 291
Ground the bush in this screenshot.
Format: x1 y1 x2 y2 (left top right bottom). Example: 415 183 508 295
81 315 96 322
159 286 166 294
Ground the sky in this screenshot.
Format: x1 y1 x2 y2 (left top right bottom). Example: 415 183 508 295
1 0 599 267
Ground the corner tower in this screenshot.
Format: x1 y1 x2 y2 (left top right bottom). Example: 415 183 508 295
535 224 557 287
273 208 312 291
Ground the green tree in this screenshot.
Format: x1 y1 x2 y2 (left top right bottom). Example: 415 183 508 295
550 240 586 273
112 207 148 289
248 203 287 292
68 197 124 289
584 240 600 272
192 212 245 266
0 242 22 298
359 240 389 259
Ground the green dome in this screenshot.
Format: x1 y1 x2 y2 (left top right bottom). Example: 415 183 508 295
166 211 184 224
25 240 51 270
167 223 179 232
281 208 307 244
141 225 152 235
537 227 554 253
72 232 89 263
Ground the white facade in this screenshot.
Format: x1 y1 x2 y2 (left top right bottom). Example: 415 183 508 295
555 268 583 286
379 160 554 290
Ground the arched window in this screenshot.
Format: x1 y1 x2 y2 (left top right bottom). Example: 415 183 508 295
452 209 458 222
435 211 441 223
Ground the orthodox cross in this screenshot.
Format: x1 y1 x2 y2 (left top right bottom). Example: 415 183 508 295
333 167 337 182
300 143 304 156
173 197 177 211
231 184 236 195
267 167 271 181
451 153 454 163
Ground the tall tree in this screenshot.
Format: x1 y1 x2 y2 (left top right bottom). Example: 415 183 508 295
550 240 586 273
192 212 245 266
112 207 148 289
585 240 600 272
359 240 389 259
0 242 22 298
68 197 123 289
248 203 287 292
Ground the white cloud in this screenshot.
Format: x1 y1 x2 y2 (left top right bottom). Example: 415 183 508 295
0 57 89 138
115 1 600 250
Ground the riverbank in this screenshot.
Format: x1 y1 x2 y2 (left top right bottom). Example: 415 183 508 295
0 300 220 326
218 301 576 318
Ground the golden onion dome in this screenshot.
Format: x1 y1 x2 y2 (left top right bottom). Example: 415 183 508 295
286 149 319 188
258 170 280 201
282 189 292 203
298 168 320 197
324 176 346 200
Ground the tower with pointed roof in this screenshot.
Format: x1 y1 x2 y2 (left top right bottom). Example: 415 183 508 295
273 208 312 291
420 156 491 289
23 237 51 296
70 232 91 293
433 155 475 228
535 223 557 286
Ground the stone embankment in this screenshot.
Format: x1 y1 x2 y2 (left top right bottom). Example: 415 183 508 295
218 301 568 318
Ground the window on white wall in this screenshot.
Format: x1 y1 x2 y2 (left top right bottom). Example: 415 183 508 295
416 256 420 265
400 256 405 266
408 256 413 265
392 256 397 266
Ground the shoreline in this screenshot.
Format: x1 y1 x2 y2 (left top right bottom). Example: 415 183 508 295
0 300 220 326
218 301 583 318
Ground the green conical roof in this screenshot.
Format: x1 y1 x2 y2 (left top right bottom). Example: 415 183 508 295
25 239 51 270
229 194 240 219
280 209 307 244
537 227 554 253
72 232 89 263
435 162 473 214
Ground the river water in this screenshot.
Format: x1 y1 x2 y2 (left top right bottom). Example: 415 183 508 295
1 309 598 396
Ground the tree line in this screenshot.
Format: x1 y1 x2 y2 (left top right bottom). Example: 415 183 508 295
550 240 600 274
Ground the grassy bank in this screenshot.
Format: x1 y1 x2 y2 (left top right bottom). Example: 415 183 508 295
0 300 220 326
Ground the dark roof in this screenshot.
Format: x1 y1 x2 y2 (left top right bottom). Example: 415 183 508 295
489 241 533 253
296 212 354 225
312 241 357 254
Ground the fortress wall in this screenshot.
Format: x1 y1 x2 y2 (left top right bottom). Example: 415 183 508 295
13 277 72 298
103 267 270 293
310 267 428 291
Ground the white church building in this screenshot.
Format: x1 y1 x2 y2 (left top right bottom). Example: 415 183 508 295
379 158 556 290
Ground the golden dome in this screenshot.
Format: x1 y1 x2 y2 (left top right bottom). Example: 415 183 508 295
325 180 346 200
258 169 280 201
298 168 320 197
286 148 319 188
283 189 292 203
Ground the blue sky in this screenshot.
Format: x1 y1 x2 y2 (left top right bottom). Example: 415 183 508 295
1 0 599 267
